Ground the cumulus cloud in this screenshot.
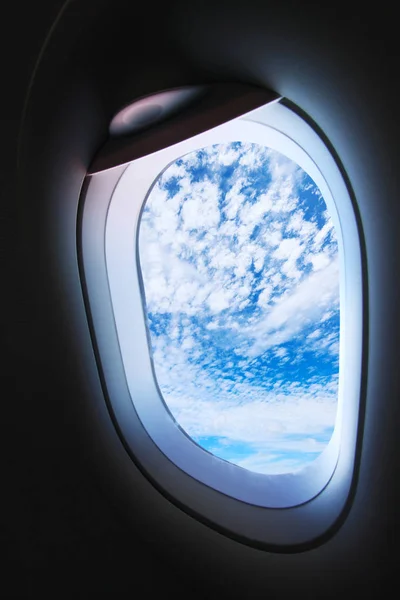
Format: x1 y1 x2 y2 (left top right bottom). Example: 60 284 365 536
139 140 340 474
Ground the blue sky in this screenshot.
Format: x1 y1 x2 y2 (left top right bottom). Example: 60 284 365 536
138 141 339 475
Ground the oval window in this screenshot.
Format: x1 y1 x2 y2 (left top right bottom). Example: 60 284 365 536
138 141 339 475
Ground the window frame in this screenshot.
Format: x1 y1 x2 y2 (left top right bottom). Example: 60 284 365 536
79 98 364 548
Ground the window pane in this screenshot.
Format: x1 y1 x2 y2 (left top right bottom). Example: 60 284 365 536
138 142 339 475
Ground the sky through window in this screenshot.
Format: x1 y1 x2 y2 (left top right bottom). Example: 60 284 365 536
138 141 339 475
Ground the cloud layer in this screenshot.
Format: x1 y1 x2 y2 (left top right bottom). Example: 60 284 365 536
138 141 340 474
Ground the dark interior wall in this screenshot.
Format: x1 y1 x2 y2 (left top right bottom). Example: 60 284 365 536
2 0 398 597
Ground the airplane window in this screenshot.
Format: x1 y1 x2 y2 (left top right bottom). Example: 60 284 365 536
138 142 339 475
81 96 363 540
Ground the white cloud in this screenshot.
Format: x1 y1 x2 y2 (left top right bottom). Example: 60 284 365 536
274 347 287 358
235 451 320 475
165 384 337 444
308 251 331 271
242 257 339 357
273 237 303 261
217 145 242 166
180 181 220 231
307 328 321 340
257 285 273 307
207 288 233 313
